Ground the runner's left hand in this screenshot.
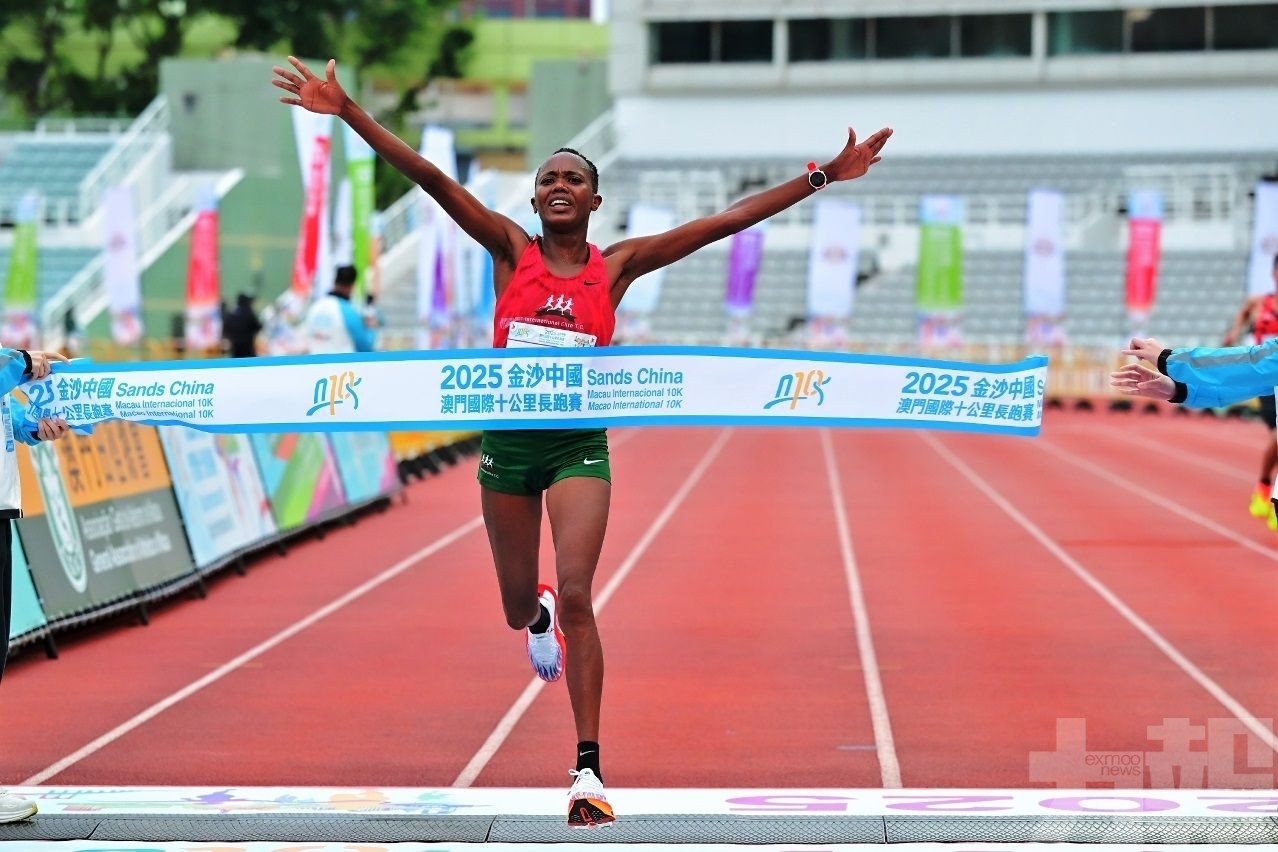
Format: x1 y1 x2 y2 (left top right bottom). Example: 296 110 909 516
824 126 893 182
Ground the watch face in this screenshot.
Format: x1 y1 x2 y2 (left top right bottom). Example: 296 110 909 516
809 171 827 189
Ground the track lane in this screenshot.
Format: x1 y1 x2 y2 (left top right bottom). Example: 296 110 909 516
473 428 885 788
831 425 1247 786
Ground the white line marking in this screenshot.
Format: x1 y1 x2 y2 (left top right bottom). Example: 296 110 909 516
1036 439 1278 563
20 428 656 786
922 433 1278 756
821 430 902 788
452 428 733 787
21 515 486 786
1087 427 1252 480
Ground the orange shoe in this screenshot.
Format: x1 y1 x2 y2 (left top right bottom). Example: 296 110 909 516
566 768 615 828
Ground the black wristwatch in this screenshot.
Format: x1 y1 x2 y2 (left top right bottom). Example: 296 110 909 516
806 161 828 190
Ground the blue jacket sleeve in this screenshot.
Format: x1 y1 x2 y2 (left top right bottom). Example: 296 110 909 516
7 396 41 445
1165 337 1278 389
0 348 28 396
338 299 376 352
1182 381 1277 410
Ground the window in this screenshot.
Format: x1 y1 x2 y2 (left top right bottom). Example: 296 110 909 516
875 16 952 59
1129 6 1206 52
720 20 773 63
789 18 868 61
960 13 1032 58
1213 4 1278 50
651 20 772 64
653 22 712 63
1048 10 1123 55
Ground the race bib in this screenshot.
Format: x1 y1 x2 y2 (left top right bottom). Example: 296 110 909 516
506 321 596 349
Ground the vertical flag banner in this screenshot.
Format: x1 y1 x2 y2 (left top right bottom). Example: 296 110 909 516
457 163 494 347
1125 189 1163 335
1023 189 1066 346
332 177 353 268
290 110 334 301
806 199 861 346
102 185 143 345
725 226 766 318
345 123 376 301
619 203 676 342
184 185 221 351
916 195 965 348
3 191 40 348
1248 183 1278 297
724 225 766 344
369 211 384 304
416 126 458 348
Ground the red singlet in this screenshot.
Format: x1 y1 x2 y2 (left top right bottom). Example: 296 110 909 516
1256 294 1278 344
492 238 614 348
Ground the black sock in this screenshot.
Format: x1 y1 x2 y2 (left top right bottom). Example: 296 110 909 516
529 603 551 634
1263 475 1273 487
576 741 601 781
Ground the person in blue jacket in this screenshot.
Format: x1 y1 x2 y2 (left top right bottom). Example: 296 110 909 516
0 346 73 824
1112 334 1278 410
302 265 378 353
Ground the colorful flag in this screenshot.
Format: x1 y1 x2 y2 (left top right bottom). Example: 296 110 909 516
416 126 458 348
725 226 766 318
1125 189 1163 334
345 124 376 302
2 191 40 348
1023 189 1066 346
916 195 964 348
290 110 334 301
1248 183 1278 298
806 199 861 320
184 186 221 350
102 185 143 345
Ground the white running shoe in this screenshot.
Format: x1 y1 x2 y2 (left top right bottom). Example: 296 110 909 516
567 768 615 828
0 789 37 823
526 584 565 682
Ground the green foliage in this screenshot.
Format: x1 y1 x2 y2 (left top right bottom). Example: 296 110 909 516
0 0 471 127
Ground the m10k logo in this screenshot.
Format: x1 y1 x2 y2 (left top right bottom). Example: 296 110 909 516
307 371 361 417
765 369 830 410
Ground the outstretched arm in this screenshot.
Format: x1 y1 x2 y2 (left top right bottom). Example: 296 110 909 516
273 57 528 265
1110 362 1272 409
602 126 892 301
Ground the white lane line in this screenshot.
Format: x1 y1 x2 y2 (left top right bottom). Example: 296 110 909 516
22 515 486 785
452 428 733 787
1053 424 1252 480
922 433 1278 756
821 430 902 789
21 428 655 787
1035 439 1278 562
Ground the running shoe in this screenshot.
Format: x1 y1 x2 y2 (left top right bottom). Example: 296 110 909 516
0 789 36 823
1268 504 1278 533
1250 486 1270 519
526 583 566 682
567 768 615 828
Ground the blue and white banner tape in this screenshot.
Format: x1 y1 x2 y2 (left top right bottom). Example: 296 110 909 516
17 347 1049 436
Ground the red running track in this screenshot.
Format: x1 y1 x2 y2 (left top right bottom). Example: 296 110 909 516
1 412 1276 788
